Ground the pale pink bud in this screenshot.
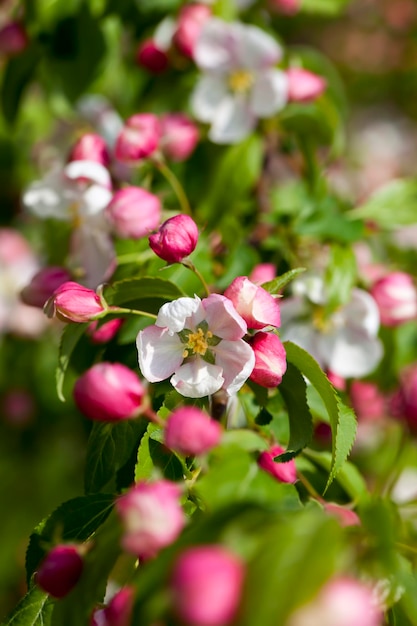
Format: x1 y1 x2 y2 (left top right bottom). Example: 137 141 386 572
115 113 160 162
371 271 417 326
287 576 383 626
91 587 134 626
0 21 28 55
258 444 297 483
287 68 327 102
224 277 281 329
160 113 199 162
87 318 124 344
136 39 169 73
165 407 222 456
249 332 287 387
324 503 361 527
44 281 105 322
69 133 110 167
36 545 84 599
268 0 300 15
248 263 276 286
171 545 245 626
0 228 32 264
116 480 185 559
350 381 385 421
74 362 145 421
173 3 212 58
106 186 161 239
327 370 346 391
149 214 198 263
21 266 72 308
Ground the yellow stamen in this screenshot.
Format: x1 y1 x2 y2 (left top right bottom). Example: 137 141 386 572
228 69 254 94
69 202 83 229
186 328 209 356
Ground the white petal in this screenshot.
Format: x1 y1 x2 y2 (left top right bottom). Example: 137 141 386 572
137 325 184 382
203 293 246 339
156 296 204 333
69 224 115 288
209 95 255 144
171 359 224 398
191 74 229 123
251 69 288 118
64 160 112 189
194 18 237 72
280 320 325 368
319 328 383 378
340 288 380 337
82 185 113 216
234 24 283 70
22 170 75 220
214 339 255 395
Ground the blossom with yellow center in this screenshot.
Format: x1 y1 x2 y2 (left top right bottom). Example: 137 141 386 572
228 70 254 94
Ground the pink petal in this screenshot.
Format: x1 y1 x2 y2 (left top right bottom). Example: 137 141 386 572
202 293 247 339
214 339 255 395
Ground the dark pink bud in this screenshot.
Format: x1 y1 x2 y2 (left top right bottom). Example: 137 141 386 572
397 364 417 431
91 587 134 626
173 3 212 58
136 39 169 73
74 362 145 421
258 445 297 483
371 271 417 326
0 21 28 55
249 331 287 388
160 113 199 162
165 407 222 456
87 318 124 344
171 545 245 626
115 113 160 162
248 263 276 286
69 133 110 167
287 68 327 102
106 186 161 239
21 266 72 308
44 281 105 322
36 545 84 598
224 277 281 329
149 214 198 263
324 503 361 527
117 480 185 559
350 381 385 422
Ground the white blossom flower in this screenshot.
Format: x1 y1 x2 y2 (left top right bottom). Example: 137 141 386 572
22 160 114 288
137 294 255 398
280 276 383 378
191 18 288 144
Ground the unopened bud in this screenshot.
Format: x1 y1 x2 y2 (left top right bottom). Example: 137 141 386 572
21 266 72 309
371 271 417 326
165 407 222 456
149 214 198 263
249 331 287 387
136 39 169 73
258 444 297 483
36 544 84 599
224 277 281 329
115 114 160 162
106 186 161 239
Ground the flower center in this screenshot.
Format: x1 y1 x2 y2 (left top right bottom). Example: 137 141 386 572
228 69 254 94
69 202 83 229
183 327 213 358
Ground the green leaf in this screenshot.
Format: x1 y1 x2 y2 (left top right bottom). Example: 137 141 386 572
262 268 306 295
135 423 184 482
56 322 89 402
104 276 184 311
221 429 269 452
278 362 313 459
283 341 357 491
349 179 417 228
302 449 368 501
25 495 114 585
1 43 42 124
3 585 53 626
324 244 357 313
85 418 149 494
300 0 350 15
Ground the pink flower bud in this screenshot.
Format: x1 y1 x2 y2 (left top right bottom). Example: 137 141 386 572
116 480 185 559
268 0 300 15
160 113 199 162
324 503 360 527
249 331 287 387
87 318 124 344
224 277 281 329
327 370 346 391
21 266 72 308
36 545 84 599
149 214 198 263
397 364 417 430
173 4 212 58
371 271 417 326
115 113 160 162
0 21 28 55
69 133 110 167
44 281 105 322
165 407 222 456
91 587 134 626
106 186 161 239
74 362 145 421
287 68 327 102
258 444 297 483
248 263 276 286
350 381 385 422
287 576 383 626
136 39 169 73
171 545 245 626
0 227 33 264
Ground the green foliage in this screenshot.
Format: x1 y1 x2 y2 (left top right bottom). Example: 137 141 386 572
349 179 417 228
278 362 313 459
3 586 52 626
103 277 185 310
1 44 42 124
324 244 357 313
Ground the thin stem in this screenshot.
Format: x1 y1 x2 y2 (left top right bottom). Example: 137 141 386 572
143 408 165 427
153 158 192 216
117 250 156 265
297 470 322 500
109 306 157 320
181 259 211 296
